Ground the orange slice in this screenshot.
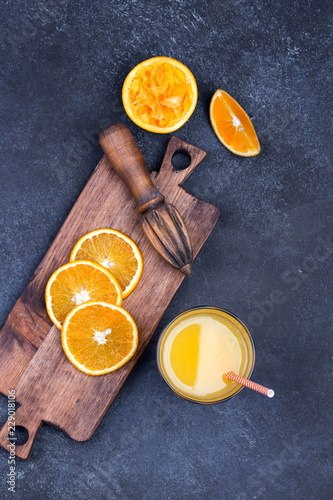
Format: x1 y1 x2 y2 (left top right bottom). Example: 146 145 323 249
61 301 138 375
45 260 122 330
70 229 143 299
210 90 260 156
122 56 198 133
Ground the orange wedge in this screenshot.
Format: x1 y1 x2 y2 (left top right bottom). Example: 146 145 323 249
210 90 260 156
70 229 143 299
61 301 138 375
122 56 198 133
45 260 122 330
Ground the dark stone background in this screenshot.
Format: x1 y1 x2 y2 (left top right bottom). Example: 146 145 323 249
0 0 332 498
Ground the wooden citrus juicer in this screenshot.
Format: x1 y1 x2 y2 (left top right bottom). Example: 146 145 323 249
100 124 193 276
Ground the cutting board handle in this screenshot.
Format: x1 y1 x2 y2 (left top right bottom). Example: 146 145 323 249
0 404 41 460
100 124 165 213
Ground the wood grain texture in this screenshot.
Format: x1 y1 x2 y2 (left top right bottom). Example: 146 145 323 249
99 124 165 213
100 124 193 275
0 135 219 459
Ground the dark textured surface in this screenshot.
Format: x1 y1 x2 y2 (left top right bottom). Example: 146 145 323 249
0 0 332 498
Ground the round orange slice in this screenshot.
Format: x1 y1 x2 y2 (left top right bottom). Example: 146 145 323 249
210 89 260 156
61 301 138 375
122 56 198 133
45 260 122 330
70 229 143 299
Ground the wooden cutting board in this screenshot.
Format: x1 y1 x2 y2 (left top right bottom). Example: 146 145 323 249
0 135 219 459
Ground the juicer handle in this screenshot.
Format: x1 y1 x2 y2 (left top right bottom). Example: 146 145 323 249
99 124 165 213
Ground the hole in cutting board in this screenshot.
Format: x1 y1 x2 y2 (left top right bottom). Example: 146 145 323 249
171 150 191 170
9 425 29 446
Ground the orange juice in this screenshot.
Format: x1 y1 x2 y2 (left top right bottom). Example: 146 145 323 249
157 307 255 404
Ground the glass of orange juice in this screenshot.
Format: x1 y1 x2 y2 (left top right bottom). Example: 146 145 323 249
157 306 255 404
